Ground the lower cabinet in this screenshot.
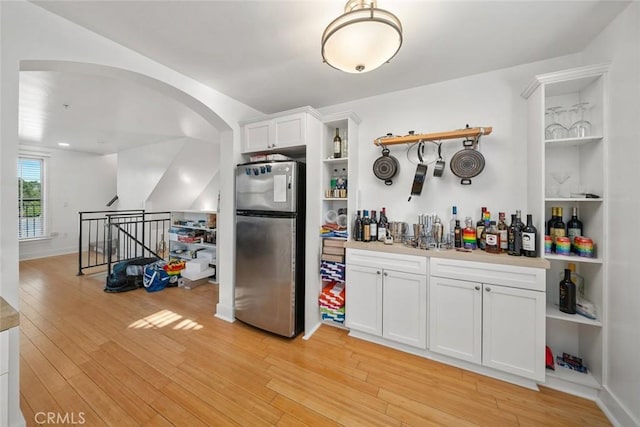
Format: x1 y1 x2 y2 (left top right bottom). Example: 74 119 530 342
345 249 427 349
429 258 546 381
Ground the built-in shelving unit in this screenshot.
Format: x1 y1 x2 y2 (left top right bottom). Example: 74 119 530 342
523 63 609 399
319 112 360 329
169 210 217 283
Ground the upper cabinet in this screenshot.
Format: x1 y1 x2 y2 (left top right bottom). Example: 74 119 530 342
522 63 609 398
240 107 322 154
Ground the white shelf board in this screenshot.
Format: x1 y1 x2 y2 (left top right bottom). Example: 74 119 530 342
322 197 348 201
546 302 602 327
321 319 348 330
546 365 601 390
192 242 216 249
171 224 216 231
544 254 602 264
544 197 603 203
544 136 603 147
323 157 349 163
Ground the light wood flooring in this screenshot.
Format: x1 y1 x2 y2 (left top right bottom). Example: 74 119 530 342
18 253 610 426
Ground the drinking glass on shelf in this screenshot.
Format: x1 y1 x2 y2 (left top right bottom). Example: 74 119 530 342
550 171 572 197
545 106 568 140
568 102 592 138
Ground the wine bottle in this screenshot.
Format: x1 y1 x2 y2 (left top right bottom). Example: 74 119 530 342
522 214 538 257
559 268 577 314
547 207 557 236
333 128 342 159
362 210 371 242
377 207 388 241
476 207 487 247
454 219 462 248
354 210 363 241
508 213 523 256
567 207 583 253
370 210 378 242
497 212 508 253
552 207 566 252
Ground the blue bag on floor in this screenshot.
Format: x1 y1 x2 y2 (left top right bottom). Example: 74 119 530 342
143 260 171 292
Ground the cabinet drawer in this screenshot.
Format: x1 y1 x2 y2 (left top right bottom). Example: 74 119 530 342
0 330 8 375
430 258 544 292
346 248 427 275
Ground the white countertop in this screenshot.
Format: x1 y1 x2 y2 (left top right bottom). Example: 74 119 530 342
345 241 550 269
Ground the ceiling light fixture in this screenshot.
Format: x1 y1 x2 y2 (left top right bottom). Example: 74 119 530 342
321 0 402 73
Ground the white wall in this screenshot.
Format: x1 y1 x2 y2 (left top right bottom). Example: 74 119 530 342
580 3 640 426
18 147 116 260
319 54 581 227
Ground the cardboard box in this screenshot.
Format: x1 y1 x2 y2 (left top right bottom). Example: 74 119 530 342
323 246 345 256
323 238 346 248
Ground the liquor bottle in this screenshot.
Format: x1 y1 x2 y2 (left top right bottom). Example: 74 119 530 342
463 217 477 250
508 213 522 256
559 262 584 298
479 217 490 250
522 214 538 257
370 210 378 242
476 207 487 247
454 219 462 248
567 207 583 253
547 207 557 236
515 210 524 255
377 207 388 241
559 268 577 314
333 128 342 159
449 206 458 246
485 221 500 254
497 212 508 253
330 168 339 191
362 210 371 242
552 207 566 252
354 210 363 241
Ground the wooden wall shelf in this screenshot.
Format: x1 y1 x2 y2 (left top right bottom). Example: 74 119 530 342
374 126 492 146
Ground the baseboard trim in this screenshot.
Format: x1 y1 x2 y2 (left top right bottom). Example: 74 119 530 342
598 385 639 427
214 303 235 323
302 321 321 340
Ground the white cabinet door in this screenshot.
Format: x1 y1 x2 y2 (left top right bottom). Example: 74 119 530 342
383 270 427 349
243 119 272 152
345 264 382 336
0 373 7 427
273 113 305 149
0 330 7 375
429 276 482 363
482 284 545 381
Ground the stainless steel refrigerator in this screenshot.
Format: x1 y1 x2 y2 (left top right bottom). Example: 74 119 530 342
234 160 305 337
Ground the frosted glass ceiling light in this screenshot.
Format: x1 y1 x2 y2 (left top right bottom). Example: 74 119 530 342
322 0 402 73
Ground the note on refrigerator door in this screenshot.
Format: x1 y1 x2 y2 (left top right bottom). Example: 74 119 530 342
274 174 287 202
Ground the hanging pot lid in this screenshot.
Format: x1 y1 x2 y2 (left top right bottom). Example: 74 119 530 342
373 146 399 185
449 137 485 185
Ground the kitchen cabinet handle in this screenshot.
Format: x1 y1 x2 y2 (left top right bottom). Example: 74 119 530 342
475 286 480 291
383 272 388 277
376 271 381 275
485 287 491 292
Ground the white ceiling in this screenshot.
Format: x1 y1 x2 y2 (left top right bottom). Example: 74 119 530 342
21 0 629 154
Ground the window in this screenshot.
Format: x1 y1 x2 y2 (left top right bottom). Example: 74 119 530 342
18 156 46 239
